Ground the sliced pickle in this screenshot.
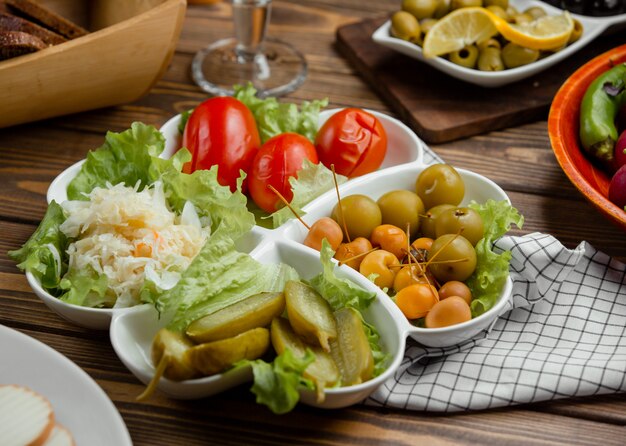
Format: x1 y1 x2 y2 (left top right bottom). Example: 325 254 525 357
152 328 197 381
271 317 339 401
186 292 285 343
187 327 270 376
284 281 337 352
137 328 198 401
330 308 374 386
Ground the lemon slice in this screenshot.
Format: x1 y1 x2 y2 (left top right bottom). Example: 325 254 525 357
422 7 498 59
487 11 575 50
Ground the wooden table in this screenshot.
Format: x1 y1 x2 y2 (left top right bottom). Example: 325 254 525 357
1 1 625 445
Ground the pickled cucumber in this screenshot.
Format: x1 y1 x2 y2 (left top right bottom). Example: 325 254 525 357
186 292 285 343
330 308 374 386
137 328 198 401
271 317 339 400
284 281 337 352
187 327 270 376
151 328 197 381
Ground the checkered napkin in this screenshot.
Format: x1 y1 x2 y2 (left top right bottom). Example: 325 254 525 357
366 148 626 412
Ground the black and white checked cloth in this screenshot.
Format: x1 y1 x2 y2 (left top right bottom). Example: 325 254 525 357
366 146 626 411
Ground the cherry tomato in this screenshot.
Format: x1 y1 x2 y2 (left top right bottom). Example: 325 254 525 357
248 133 319 213
334 237 373 270
359 250 399 289
315 108 388 178
303 218 343 252
425 296 471 328
182 97 261 192
395 283 439 320
370 224 409 260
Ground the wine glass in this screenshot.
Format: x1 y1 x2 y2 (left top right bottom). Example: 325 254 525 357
191 0 307 97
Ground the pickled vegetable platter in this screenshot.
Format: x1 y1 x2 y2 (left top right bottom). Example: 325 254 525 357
17 96 519 413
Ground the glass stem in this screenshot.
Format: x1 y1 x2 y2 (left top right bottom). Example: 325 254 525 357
232 0 271 61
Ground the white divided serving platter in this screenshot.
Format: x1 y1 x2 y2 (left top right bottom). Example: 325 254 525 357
372 0 626 87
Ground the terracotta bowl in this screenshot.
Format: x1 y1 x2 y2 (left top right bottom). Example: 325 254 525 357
548 44 626 232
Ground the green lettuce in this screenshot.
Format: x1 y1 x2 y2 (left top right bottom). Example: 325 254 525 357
160 226 299 330
270 160 347 228
234 83 328 143
8 201 67 291
240 349 315 415
11 123 256 309
467 199 524 317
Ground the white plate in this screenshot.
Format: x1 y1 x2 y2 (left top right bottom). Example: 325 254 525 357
372 0 626 87
0 324 132 445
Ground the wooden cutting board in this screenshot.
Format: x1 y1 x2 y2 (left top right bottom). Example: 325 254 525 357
336 17 624 143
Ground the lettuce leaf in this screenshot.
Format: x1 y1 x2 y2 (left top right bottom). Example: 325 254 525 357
467 199 524 317
234 83 328 143
270 160 347 228
59 267 113 308
8 201 68 291
240 349 315 415
67 123 167 200
160 226 299 330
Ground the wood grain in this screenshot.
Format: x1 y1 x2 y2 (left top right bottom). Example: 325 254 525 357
0 1 624 445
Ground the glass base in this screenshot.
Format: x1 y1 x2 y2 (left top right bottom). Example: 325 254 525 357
191 37 307 97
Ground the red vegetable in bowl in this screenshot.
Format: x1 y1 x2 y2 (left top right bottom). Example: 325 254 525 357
249 133 319 213
182 97 261 192
315 108 387 178
609 165 626 209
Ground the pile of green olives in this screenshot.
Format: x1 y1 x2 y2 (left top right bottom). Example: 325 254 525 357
390 0 584 71
301 164 486 328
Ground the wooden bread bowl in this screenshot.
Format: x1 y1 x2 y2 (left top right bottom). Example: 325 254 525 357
0 0 186 128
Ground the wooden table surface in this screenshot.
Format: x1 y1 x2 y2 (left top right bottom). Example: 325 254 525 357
1 1 625 445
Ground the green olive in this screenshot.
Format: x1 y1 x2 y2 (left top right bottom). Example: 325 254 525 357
484 0 508 8
391 11 422 42
450 0 482 10
428 234 477 282
402 0 438 20
477 37 501 50
523 6 547 20
568 19 583 44
420 204 455 239
505 5 518 20
501 42 539 68
435 207 484 246
448 45 479 69
512 13 533 25
377 190 425 238
433 0 450 18
416 164 465 210
420 18 438 35
331 195 382 240
477 46 504 71
486 5 508 20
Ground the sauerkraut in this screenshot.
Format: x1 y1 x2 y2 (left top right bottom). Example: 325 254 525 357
59 181 210 308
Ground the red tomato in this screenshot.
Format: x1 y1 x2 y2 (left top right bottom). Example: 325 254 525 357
248 133 319 213
182 97 260 192
315 108 387 178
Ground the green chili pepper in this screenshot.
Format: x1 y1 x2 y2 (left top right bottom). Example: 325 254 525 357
579 63 626 165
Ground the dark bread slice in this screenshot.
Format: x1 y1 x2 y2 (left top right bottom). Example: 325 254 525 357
0 12 65 45
0 29 45 60
5 0 88 39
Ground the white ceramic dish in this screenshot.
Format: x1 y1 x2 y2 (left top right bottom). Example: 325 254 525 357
35 109 423 329
280 162 513 347
0 324 132 445
110 239 406 408
372 0 626 87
